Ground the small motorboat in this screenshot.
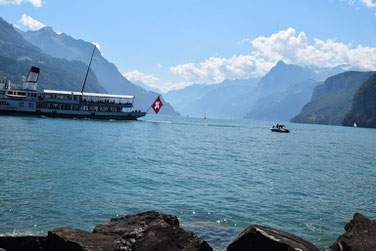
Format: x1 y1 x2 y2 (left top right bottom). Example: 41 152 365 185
270 124 290 133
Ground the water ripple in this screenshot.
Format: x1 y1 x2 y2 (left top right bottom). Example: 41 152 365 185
0 115 375 250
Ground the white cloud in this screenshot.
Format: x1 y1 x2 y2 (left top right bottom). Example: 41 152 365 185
360 0 376 8
93 42 101 51
123 70 192 92
158 63 163 68
170 27 376 84
346 0 376 8
123 70 159 85
19 14 45 30
92 42 103 56
237 38 252 45
0 0 41 7
251 27 376 69
170 55 274 84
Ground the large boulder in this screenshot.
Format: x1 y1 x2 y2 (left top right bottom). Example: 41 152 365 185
227 225 319 251
48 227 116 251
93 210 212 251
331 213 376 251
0 236 47 251
131 224 212 251
93 210 179 238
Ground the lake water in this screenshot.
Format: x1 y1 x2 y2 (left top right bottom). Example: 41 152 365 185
0 115 375 250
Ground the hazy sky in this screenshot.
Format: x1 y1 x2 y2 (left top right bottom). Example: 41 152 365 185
1 0 376 92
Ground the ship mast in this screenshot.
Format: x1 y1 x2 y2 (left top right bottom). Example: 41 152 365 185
81 45 96 94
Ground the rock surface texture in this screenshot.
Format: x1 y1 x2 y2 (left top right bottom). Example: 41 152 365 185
48 227 116 251
94 210 212 251
227 225 319 251
1 211 375 251
331 213 376 251
0 236 48 251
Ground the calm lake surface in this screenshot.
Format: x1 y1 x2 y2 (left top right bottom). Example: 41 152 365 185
1 115 375 250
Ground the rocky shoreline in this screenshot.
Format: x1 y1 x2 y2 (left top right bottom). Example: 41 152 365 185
0 211 375 251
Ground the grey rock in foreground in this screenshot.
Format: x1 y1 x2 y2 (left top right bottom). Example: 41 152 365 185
0 236 47 251
48 227 116 251
94 210 212 251
227 225 319 251
331 213 376 251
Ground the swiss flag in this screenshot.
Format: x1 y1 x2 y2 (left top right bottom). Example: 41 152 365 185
152 96 163 114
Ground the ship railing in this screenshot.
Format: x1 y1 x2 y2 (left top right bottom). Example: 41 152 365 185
80 99 133 107
40 98 133 108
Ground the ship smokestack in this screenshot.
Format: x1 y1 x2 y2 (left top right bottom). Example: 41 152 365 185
23 66 40 90
27 66 40 83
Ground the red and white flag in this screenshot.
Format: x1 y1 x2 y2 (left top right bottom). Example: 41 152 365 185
152 96 163 114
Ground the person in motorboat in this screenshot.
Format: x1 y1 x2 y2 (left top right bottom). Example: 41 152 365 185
270 124 290 133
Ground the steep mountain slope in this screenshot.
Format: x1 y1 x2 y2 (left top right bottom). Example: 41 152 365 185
256 61 316 93
21 26 178 115
0 17 105 93
164 79 259 118
342 73 376 128
245 81 321 121
244 61 319 121
291 71 375 125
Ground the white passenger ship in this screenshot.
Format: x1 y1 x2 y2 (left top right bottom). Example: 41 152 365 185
0 66 146 120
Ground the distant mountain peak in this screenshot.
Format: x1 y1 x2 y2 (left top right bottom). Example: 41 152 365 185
276 60 287 66
40 26 54 33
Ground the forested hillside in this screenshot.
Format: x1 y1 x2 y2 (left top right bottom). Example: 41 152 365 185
0 17 105 93
342 73 376 128
291 71 374 125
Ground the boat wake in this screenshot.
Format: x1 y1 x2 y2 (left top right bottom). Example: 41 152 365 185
143 120 241 128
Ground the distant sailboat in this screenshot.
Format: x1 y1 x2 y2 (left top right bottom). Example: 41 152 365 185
353 122 357 127
204 110 207 119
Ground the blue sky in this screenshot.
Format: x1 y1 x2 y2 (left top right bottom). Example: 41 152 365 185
1 0 376 92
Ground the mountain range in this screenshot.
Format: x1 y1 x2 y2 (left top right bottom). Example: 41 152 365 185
2 16 375 127
244 61 321 121
164 78 259 119
0 17 105 94
165 61 349 121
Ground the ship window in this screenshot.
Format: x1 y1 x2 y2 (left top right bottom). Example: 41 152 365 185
19 92 26 96
8 91 13 95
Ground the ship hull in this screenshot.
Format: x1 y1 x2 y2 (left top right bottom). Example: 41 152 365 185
0 109 146 120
